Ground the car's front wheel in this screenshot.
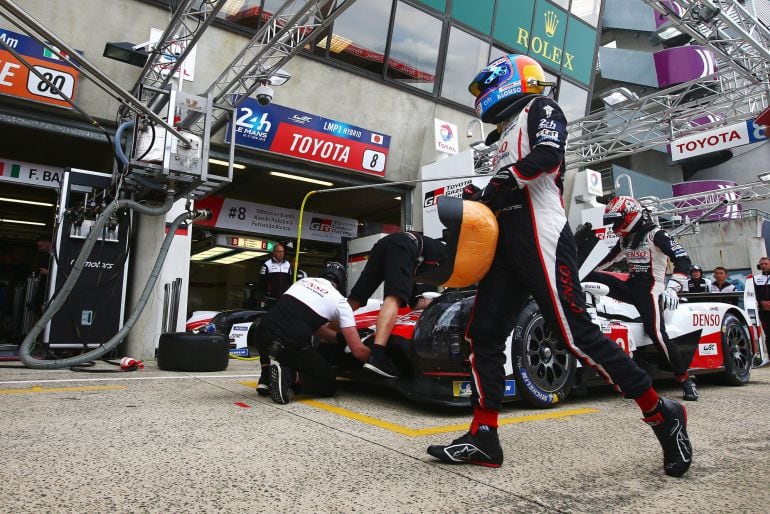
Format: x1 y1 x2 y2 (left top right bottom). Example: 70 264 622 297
511 302 576 408
720 313 752 385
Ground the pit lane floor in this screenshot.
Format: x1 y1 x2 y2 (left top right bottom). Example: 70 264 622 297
1 359 768 513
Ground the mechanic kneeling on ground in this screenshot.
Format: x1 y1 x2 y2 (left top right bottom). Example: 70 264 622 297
253 262 370 404
586 196 699 402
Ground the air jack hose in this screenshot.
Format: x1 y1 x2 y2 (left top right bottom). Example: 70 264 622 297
19 192 206 369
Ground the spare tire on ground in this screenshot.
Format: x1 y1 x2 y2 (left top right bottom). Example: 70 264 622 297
157 332 230 372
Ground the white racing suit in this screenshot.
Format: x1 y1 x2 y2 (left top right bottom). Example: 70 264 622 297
586 224 692 377
467 95 652 412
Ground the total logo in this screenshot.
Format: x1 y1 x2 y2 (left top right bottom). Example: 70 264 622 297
439 124 453 142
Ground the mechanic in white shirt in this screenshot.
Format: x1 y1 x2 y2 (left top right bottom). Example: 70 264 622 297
252 262 370 404
709 267 736 292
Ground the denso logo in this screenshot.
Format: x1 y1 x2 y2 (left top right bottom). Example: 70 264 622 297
310 218 332 232
626 250 647 258
693 313 721 326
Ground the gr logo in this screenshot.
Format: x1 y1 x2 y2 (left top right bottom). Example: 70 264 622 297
310 217 333 232
424 187 445 207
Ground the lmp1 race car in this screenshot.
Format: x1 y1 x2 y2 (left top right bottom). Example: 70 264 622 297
317 279 760 407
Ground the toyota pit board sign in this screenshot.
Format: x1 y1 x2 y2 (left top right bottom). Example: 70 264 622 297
227 100 390 177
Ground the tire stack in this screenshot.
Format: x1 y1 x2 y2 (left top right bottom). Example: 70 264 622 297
157 332 230 372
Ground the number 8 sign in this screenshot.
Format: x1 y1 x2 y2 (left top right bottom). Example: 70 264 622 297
362 149 386 173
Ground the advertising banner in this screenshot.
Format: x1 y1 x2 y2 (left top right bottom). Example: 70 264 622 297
434 118 459 155
671 180 741 221
670 119 767 161
194 195 357 243
0 27 80 109
420 150 485 238
0 158 64 188
227 100 390 177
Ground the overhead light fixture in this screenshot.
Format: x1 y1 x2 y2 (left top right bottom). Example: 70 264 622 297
209 158 246 170
0 197 54 207
0 218 46 226
190 246 233 261
269 171 333 187
394 196 402 201
210 250 267 264
600 87 639 108
102 41 149 67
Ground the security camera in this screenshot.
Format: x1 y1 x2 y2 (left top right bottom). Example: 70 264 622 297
255 84 274 106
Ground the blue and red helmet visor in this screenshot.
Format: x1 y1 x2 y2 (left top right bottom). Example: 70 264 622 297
468 56 515 98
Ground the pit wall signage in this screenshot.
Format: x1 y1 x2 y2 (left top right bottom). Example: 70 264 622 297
194 195 357 244
0 158 63 188
493 0 597 86
434 118 459 155
0 27 80 109
226 99 390 177
670 119 767 161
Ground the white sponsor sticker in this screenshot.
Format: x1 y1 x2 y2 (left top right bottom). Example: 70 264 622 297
698 342 718 356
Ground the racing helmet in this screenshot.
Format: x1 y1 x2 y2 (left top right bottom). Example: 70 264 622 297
603 196 644 235
319 261 346 292
415 196 499 288
690 264 702 274
468 54 547 124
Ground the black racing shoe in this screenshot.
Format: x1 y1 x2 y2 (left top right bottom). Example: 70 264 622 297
256 368 270 397
269 360 295 405
643 398 692 477
427 428 503 468
363 346 399 378
681 379 698 401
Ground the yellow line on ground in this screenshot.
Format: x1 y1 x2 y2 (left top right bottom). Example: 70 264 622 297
238 381 598 436
0 385 127 395
300 399 599 437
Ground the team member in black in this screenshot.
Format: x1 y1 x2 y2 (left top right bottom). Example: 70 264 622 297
686 265 710 293
427 54 692 477
754 257 770 336
253 262 370 404
255 243 293 395
587 196 698 401
348 232 446 378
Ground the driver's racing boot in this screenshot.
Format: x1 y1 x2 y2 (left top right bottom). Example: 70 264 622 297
427 426 503 468
643 398 692 477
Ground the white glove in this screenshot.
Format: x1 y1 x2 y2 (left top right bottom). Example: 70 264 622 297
662 288 679 311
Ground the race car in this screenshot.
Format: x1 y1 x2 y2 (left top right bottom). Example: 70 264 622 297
186 309 264 357
317 280 760 408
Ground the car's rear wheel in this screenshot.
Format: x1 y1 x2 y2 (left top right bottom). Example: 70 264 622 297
720 313 752 385
511 302 576 408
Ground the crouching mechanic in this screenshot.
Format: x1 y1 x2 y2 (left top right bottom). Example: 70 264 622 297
585 196 698 401
348 232 446 378
427 54 692 477
253 262 370 404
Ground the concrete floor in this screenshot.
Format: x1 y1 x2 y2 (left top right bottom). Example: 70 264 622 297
1 359 768 513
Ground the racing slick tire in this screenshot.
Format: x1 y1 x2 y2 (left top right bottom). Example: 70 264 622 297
511 302 577 408
719 313 752 386
157 332 230 372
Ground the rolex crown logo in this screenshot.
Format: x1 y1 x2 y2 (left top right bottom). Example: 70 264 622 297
544 11 559 37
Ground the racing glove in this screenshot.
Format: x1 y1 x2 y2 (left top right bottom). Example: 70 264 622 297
477 167 518 212
462 183 482 200
661 288 679 311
